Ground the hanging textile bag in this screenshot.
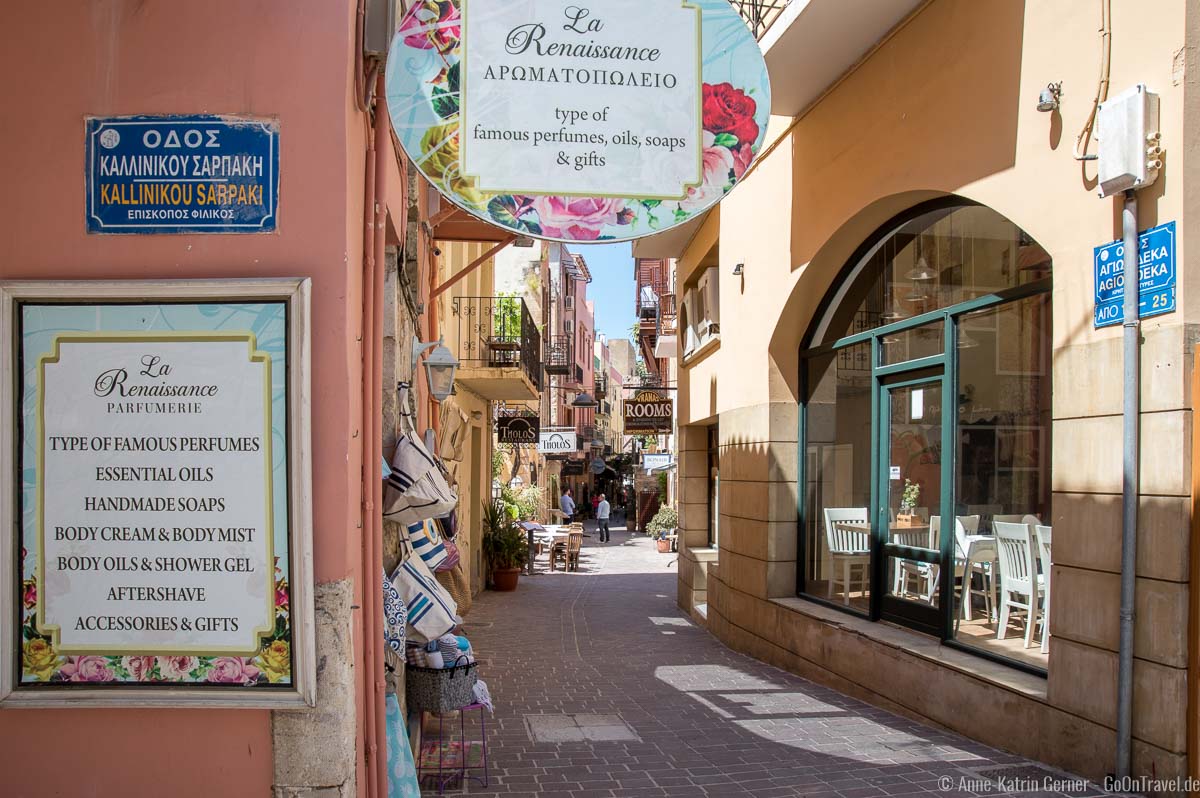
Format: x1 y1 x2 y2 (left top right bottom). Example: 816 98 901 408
382 568 407 664
405 519 450 571
435 538 461 572
435 560 472 615
405 656 478 713
383 383 459 525
390 549 459 643
435 510 458 540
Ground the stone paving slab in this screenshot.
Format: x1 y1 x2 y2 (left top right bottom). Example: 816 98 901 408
421 520 1123 798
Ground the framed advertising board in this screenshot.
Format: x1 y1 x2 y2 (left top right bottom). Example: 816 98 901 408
0 280 314 707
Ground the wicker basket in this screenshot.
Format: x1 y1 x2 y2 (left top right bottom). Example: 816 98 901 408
405 662 478 713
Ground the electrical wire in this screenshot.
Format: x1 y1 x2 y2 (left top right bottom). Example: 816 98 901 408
1073 0 1111 161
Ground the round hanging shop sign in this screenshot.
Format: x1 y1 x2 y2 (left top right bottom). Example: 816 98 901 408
386 0 771 243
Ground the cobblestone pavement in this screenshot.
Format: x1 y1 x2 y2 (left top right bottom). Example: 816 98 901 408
433 518 1118 798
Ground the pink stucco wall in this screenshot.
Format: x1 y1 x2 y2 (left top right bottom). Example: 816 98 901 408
0 2 376 794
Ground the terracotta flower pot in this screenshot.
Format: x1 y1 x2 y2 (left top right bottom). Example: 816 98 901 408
492 567 521 591
656 539 672 553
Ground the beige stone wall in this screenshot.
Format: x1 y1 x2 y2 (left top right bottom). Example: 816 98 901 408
673 0 1196 785
272 580 358 798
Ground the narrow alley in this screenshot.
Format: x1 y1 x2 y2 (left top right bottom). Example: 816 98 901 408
450 521 1114 797
3 4 1198 797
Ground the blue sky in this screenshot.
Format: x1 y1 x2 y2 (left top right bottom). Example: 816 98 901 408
576 241 637 344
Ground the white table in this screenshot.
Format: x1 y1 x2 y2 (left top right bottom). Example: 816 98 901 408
534 526 572 570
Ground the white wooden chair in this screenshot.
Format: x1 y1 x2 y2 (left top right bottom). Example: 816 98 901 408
822 508 870 606
994 521 1044 647
891 524 937 603
954 515 993 622
1034 524 1053 653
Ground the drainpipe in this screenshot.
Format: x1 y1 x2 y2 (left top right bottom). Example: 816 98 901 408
1116 188 1140 780
369 69 390 798
359 98 380 798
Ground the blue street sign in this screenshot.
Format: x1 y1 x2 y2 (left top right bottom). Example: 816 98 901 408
1094 221 1175 328
86 115 279 234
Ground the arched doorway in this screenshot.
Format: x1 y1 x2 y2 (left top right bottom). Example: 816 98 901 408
799 197 1053 672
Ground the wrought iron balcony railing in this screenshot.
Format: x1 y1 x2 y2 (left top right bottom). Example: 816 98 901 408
449 296 542 390
544 335 573 375
732 0 791 40
594 373 608 398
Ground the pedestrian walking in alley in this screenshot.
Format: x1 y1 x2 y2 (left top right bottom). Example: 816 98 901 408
559 487 575 523
596 493 611 542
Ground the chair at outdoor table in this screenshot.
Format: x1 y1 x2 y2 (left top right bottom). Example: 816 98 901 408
548 534 568 571
954 515 994 623
565 532 584 571
550 532 584 571
1034 524 1053 653
822 507 870 606
994 521 1044 648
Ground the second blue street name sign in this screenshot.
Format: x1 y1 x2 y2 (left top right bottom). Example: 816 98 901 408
86 115 279 234
1094 221 1176 328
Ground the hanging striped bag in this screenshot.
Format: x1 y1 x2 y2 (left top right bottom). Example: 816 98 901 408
405 519 450 571
389 550 459 643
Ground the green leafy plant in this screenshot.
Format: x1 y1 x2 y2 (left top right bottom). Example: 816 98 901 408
481 501 529 571
901 479 921 513
500 484 543 521
646 505 678 541
493 293 523 339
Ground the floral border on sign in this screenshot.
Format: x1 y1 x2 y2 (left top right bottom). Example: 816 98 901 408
20 553 292 686
393 0 770 243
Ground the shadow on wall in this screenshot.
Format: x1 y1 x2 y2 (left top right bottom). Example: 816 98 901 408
767 0 1029 402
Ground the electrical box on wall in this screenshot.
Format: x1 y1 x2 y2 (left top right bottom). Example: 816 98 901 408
1095 83 1162 197
364 0 401 59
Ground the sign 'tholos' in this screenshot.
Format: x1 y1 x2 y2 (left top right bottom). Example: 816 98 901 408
624 390 673 433
497 415 539 445
538 430 577 455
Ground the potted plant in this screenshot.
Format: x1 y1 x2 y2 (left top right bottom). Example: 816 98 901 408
482 501 529 591
898 479 920 524
646 505 678 553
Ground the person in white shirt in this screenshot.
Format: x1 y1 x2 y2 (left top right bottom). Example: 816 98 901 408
560 488 576 522
596 494 611 542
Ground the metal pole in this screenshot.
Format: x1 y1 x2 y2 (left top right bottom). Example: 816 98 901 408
1116 188 1140 780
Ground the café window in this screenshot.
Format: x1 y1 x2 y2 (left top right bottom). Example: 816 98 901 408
799 199 1053 673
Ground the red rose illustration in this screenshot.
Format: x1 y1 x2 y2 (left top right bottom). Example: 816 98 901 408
702 83 759 146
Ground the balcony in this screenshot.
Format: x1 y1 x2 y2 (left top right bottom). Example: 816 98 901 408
544 335 573 376
449 296 542 401
594 373 608 399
